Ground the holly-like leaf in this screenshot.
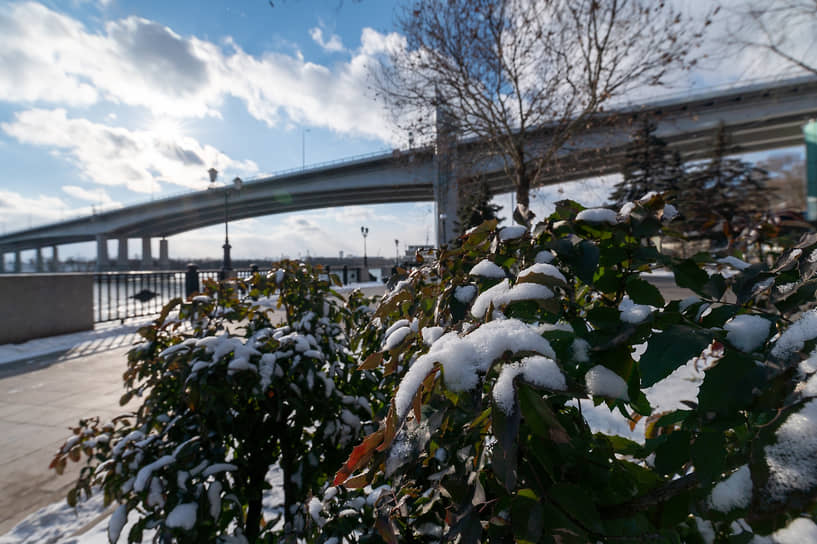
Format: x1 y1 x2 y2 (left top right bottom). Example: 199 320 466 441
640 326 713 387
626 276 665 307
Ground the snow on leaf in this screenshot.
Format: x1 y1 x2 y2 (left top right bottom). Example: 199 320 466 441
576 208 617 224
166 502 198 530
585 365 629 400
493 356 566 414
108 504 129 543
724 314 771 352
764 400 817 502
708 465 751 512
469 259 506 278
771 310 817 360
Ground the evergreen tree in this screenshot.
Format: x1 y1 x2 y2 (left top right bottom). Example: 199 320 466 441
609 119 683 207
676 124 773 250
455 180 503 237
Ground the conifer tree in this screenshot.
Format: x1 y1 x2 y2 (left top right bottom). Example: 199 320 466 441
610 119 684 208
677 124 773 250
455 180 503 237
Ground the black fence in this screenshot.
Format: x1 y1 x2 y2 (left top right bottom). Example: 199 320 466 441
93 267 256 323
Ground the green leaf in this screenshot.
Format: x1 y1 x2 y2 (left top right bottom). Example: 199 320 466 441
640 326 713 387
653 430 691 475
518 385 570 444
511 491 545 542
626 276 665 307
548 482 604 533
568 240 600 285
698 350 767 417
672 260 709 293
702 273 727 300
690 431 725 486
700 304 739 328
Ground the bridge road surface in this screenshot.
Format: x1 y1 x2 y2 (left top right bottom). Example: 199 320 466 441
0 281 694 536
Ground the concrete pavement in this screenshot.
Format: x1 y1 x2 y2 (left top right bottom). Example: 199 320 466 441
0 340 139 534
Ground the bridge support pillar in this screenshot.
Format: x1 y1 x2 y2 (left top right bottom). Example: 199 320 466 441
14 250 21 273
804 120 817 221
51 245 58 272
117 237 128 270
35 247 43 273
96 235 108 271
434 103 459 247
141 237 152 270
159 238 169 270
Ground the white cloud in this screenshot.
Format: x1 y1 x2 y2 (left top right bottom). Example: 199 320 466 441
61 184 117 205
309 26 345 53
2 108 258 193
0 2 401 142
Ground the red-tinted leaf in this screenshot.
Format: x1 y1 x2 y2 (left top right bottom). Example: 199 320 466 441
358 352 383 371
333 430 383 486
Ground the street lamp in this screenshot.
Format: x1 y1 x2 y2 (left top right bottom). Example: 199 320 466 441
361 226 369 269
208 168 242 279
439 213 447 246
394 239 399 265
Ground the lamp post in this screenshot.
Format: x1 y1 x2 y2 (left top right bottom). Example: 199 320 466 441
302 128 310 169
361 226 369 269
208 168 242 279
394 239 399 265
439 213 447 246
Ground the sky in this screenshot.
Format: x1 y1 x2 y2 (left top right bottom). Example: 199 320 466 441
0 0 811 264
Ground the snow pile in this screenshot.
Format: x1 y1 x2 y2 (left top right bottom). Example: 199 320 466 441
421 326 444 346
709 465 752 512
771 517 817 544
517 263 566 283
585 365 629 400
493 356 566 414
470 279 554 319
771 310 817 360
469 259 506 278
724 315 771 352
764 400 817 502
498 225 527 241
394 319 554 420
619 296 653 324
576 208 618 225
454 285 477 303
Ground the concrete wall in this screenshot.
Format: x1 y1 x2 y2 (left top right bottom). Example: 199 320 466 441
0 274 93 344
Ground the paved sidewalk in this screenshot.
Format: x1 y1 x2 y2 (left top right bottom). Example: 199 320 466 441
0 338 140 534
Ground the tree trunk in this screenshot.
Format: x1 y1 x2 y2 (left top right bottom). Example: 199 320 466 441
245 462 267 542
512 161 533 226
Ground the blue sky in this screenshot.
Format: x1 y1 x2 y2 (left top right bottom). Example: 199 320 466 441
0 0 809 264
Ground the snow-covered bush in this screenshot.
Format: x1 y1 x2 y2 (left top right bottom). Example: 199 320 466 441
50 261 379 542
327 195 817 542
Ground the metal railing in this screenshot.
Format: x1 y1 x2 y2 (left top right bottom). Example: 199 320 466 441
93 268 258 323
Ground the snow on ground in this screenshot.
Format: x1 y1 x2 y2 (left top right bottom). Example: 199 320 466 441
0 317 154 367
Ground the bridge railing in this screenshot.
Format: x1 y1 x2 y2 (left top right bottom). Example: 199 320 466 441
93 268 257 323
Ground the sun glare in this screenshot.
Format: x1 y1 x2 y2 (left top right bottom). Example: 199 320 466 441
149 117 185 141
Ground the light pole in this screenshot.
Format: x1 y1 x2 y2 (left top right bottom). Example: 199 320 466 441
394 239 399 265
439 213 447 246
302 128 310 169
208 168 242 279
361 226 369 269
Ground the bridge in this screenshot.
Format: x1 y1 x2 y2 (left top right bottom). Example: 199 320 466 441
2 74 817 272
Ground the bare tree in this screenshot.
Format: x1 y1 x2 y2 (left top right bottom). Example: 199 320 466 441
374 0 708 225
726 0 817 76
